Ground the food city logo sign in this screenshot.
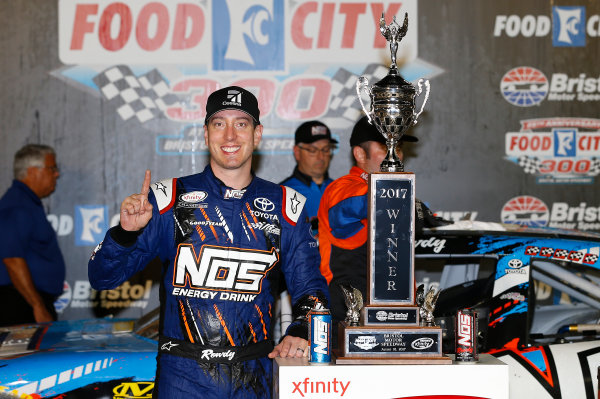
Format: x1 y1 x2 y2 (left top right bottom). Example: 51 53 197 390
493 6 599 47
501 195 600 232
505 117 600 184
55 0 439 157
58 0 417 67
500 66 600 107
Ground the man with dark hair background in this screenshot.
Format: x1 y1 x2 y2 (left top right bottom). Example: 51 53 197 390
0 144 65 326
280 120 337 236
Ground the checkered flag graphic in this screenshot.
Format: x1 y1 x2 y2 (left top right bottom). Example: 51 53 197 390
327 63 388 122
583 253 599 264
589 157 600 175
553 249 568 259
540 247 554 257
525 246 539 255
138 69 180 112
518 156 542 174
94 66 178 123
568 251 584 262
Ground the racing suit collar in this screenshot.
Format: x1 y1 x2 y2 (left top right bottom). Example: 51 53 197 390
349 166 369 182
204 164 256 199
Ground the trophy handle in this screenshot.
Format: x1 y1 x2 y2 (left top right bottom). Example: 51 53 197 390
356 76 374 123
413 78 430 124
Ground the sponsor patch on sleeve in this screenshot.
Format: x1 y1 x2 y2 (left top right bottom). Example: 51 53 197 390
151 178 176 214
281 186 306 225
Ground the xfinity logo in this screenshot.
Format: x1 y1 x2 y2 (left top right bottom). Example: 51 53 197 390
254 197 275 212
291 377 350 397
75 205 108 246
180 191 207 203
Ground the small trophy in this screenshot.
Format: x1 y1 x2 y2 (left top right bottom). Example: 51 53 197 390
356 13 430 172
340 284 363 326
336 12 449 364
416 284 441 327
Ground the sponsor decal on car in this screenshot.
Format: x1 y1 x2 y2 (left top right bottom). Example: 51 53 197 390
113 381 154 399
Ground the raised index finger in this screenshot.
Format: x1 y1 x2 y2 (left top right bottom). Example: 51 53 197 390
140 169 152 197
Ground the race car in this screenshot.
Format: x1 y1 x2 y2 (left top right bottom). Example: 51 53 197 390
0 309 159 398
416 221 600 399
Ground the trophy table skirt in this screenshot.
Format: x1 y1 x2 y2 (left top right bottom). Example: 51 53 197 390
273 353 509 399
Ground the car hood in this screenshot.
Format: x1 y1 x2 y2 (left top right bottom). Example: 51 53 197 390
0 318 156 359
429 220 600 241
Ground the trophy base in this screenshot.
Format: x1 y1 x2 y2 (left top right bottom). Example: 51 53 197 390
334 351 452 365
337 322 446 364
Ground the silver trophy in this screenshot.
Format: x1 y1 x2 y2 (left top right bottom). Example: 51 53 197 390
356 12 430 172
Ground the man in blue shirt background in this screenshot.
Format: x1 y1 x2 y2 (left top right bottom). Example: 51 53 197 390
280 120 337 235
0 144 65 326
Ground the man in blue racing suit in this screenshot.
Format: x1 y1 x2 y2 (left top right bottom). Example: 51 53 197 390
88 86 329 398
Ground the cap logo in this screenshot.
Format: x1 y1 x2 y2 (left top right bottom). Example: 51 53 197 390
223 89 242 106
311 126 328 136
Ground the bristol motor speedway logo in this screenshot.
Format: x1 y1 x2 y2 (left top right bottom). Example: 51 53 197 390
500 66 600 106
505 117 600 184
493 6 597 47
501 195 600 231
501 195 550 228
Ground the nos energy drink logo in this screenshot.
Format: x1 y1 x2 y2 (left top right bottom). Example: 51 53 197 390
501 196 549 228
212 0 284 71
500 67 548 107
553 6 586 47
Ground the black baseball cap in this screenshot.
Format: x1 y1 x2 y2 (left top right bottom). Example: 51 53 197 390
205 86 260 125
350 116 418 147
295 120 338 145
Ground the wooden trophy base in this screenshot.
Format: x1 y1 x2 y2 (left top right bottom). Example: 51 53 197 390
335 322 452 365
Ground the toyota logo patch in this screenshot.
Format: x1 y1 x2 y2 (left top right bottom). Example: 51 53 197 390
254 197 275 212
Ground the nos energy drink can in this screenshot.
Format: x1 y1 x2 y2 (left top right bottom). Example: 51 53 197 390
455 309 478 362
308 308 331 364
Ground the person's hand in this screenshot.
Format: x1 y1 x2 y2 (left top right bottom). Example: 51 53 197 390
268 336 309 358
33 304 53 323
120 170 153 231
